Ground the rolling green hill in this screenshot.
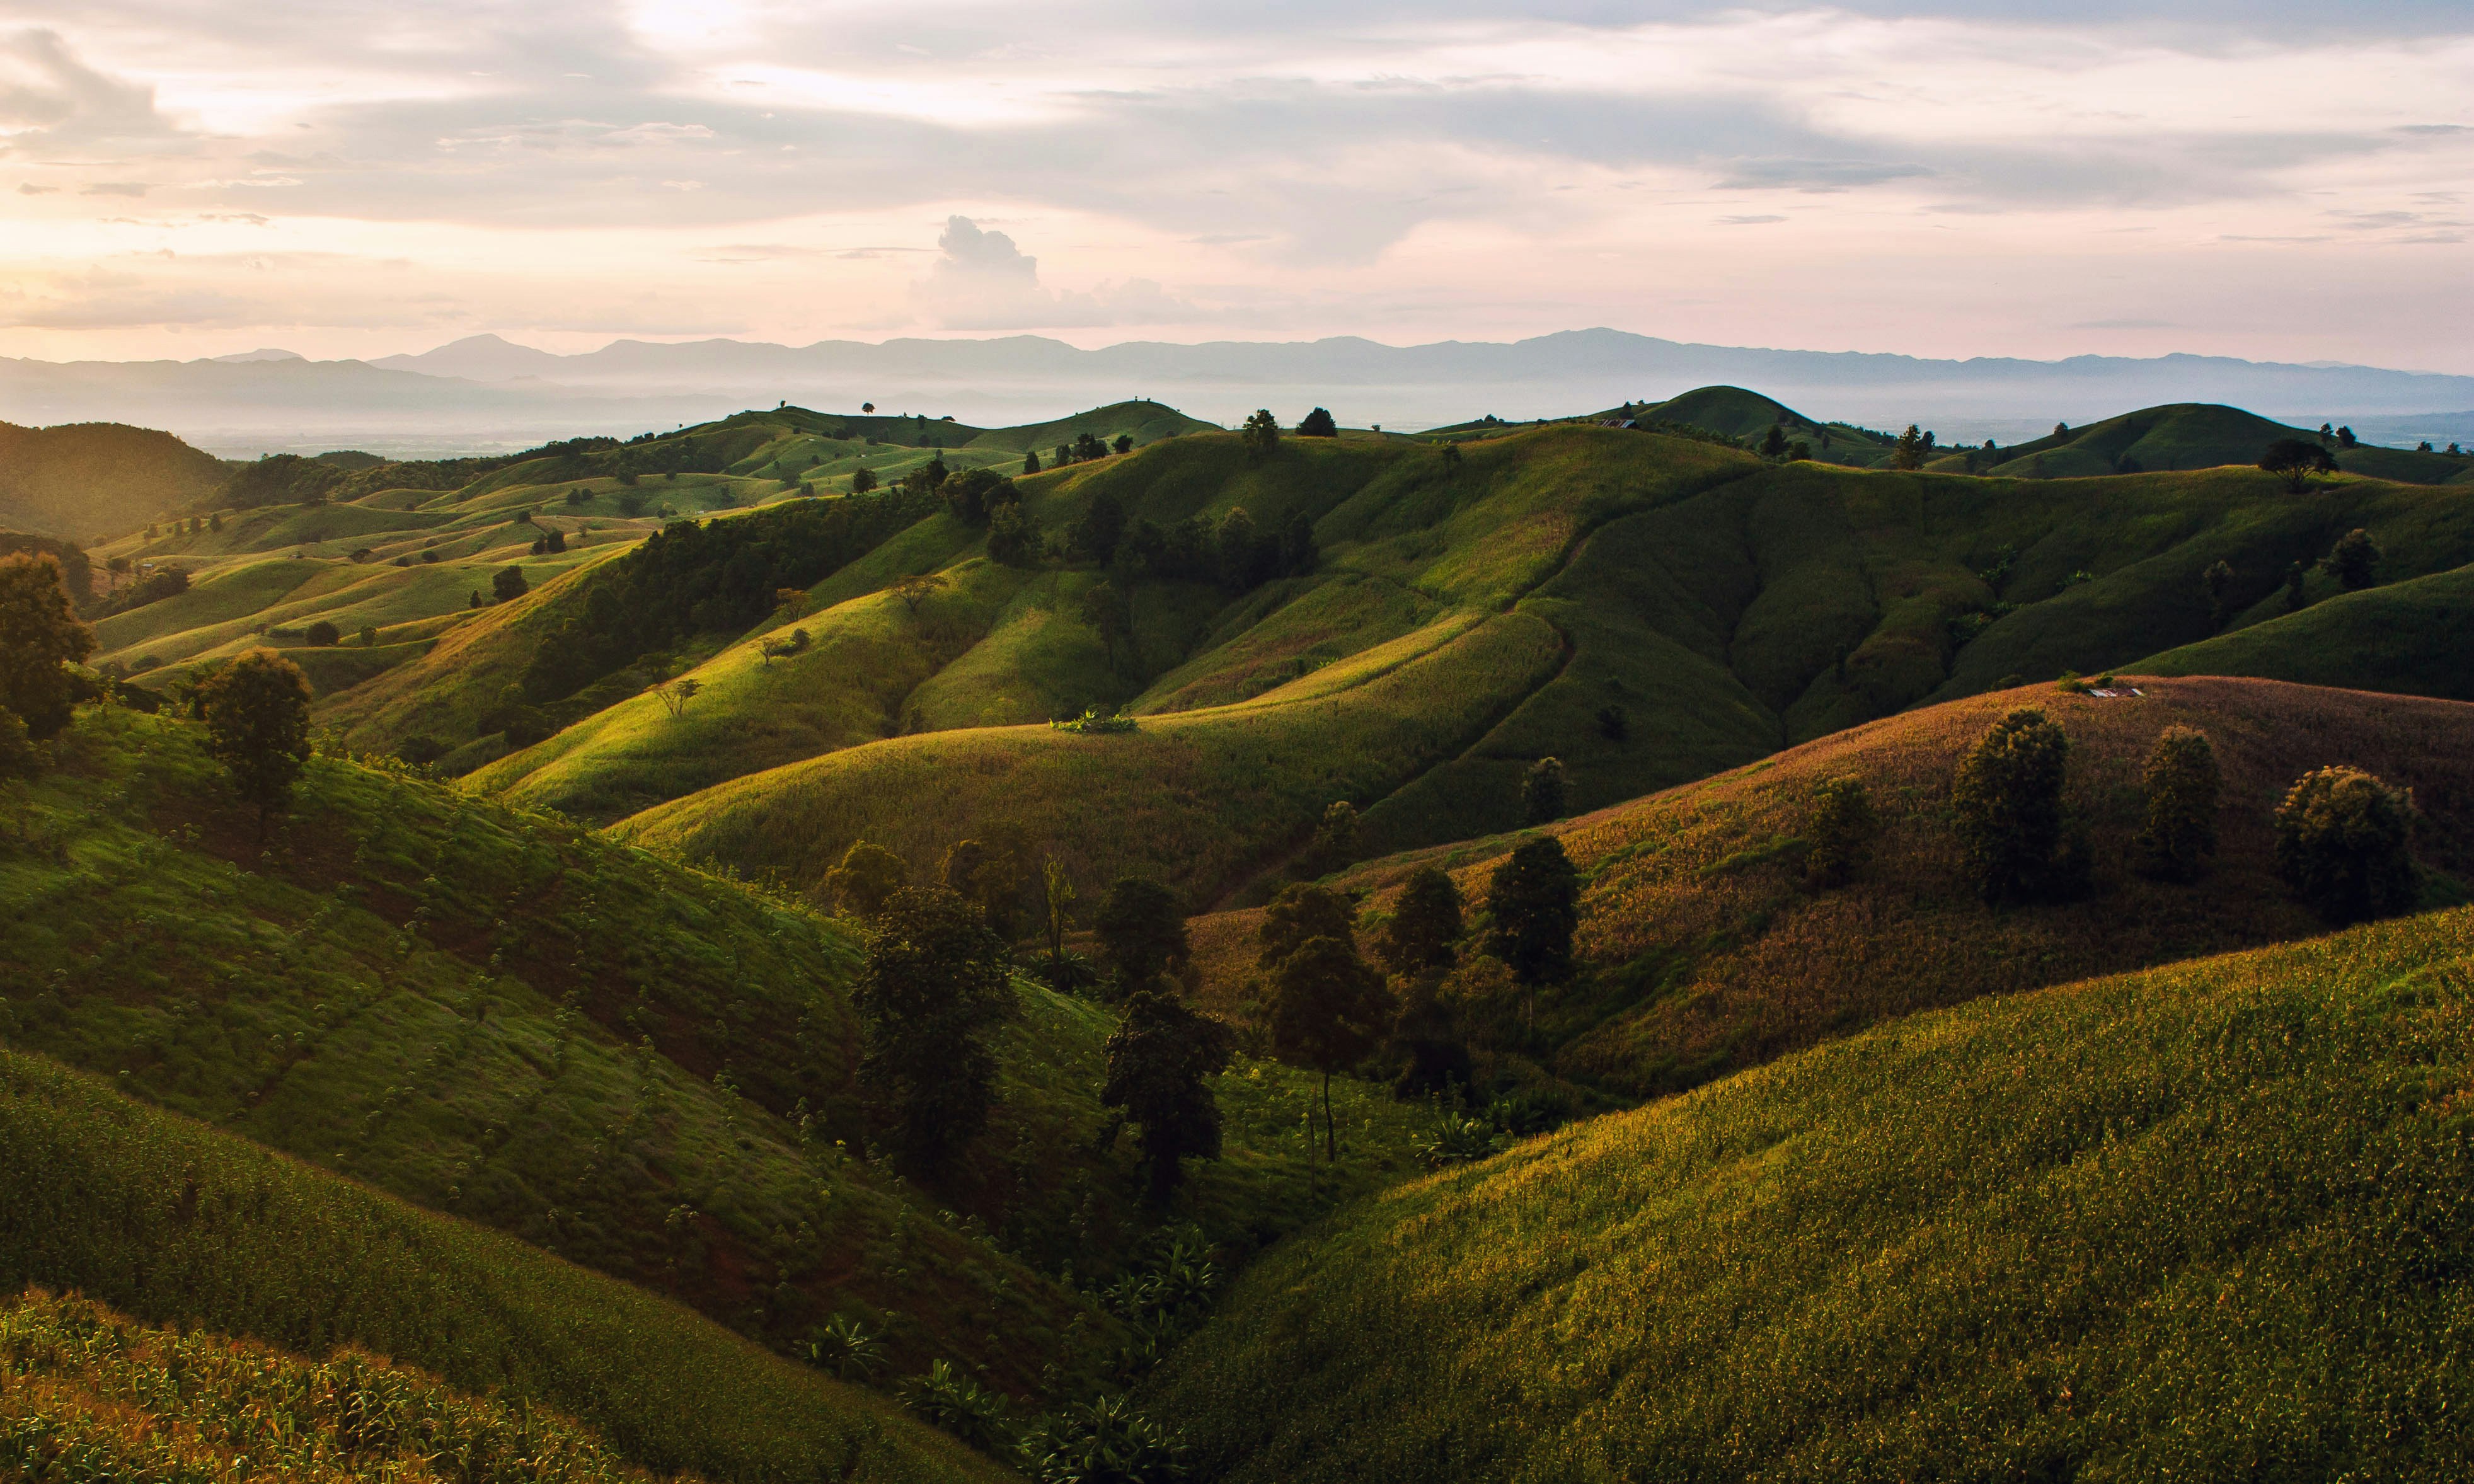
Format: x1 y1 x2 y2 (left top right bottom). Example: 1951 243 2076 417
2132 563 2474 701
1183 676 2474 1100
0 420 231 542
1983 403 2472 484
1145 904 2474 1483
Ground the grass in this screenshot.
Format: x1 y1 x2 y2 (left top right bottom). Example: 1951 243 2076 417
1 1289 682 1483
2133 563 2474 701
1145 904 2474 1482
1185 677 2474 1100
0 1049 1008 1484
1986 402 2471 485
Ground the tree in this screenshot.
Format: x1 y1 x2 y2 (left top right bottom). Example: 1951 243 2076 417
1374 866 1461 978
196 648 312 841
1040 858 1078 969
1894 424 1926 471
940 468 1011 525
1102 989 1236 1199
1761 423 1788 459
1258 883 1357 970
0 551 97 739
1241 409 1280 459
1069 490 1127 567
1280 510 1318 576
1078 580 1133 669
2284 559 2310 613
2135 726 2221 883
1269 935 1393 1161
1112 433 1134 455
850 466 878 494
1297 407 1338 438
827 841 909 918
1094 876 1189 992
888 571 948 615
854 886 1015 1170
1521 756 1567 825
1388 974 1472 1100
2260 438 2336 493
1803 775 1880 890
492 567 529 602
1021 449 1041 475
987 504 1037 568
1484 837 1579 987
357 624 379 648
0 705 37 780
2320 527 2381 590
2274 767 2418 924
943 837 1025 940
1950 707 2087 906
1216 507 1265 590
2337 425 2358 449
2202 559 2235 628
652 676 700 718
1295 799 1359 878
304 620 340 647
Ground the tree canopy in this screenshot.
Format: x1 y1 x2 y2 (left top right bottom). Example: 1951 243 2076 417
196 648 313 839
1102 989 1236 1199
0 551 96 740
854 886 1016 1170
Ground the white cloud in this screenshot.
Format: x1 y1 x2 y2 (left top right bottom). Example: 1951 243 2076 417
909 215 1197 330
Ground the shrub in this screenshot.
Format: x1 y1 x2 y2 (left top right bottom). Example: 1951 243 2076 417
304 620 341 647
824 840 908 919
1297 407 1338 438
492 567 529 603
1802 776 1879 890
1950 708 2087 906
2135 727 2221 882
2272 766 2418 924
2319 527 2381 591
0 704 37 779
1521 756 1567 825
1259 883 1358 970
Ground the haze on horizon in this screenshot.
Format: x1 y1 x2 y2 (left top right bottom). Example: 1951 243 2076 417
0 1 2468 374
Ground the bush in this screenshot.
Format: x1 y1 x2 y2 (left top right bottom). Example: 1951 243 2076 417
2320 527 2381 591
1520 757 1566 825
1950 708 2088 906
1802 776 1879 890
1297 407 1338 438
2272 766 2419 924
492 567 529 603
2135 727 2221 882
304 620 340 647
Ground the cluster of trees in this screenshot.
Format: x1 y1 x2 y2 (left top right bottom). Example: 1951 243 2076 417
1042 431 1134 471
1948 705 2420 924
1892 425 1939 471
2202 527 2383 630
1060 492 1316 594
515 487 938 708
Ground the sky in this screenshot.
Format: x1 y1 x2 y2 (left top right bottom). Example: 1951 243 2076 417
0 1 2469 371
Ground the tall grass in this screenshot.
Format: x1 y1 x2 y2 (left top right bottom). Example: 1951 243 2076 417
1148 906 2474 1482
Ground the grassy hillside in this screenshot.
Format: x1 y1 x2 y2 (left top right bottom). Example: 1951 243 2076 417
0 420 230 541
0 1050 1010 1484
1984 402 2471 484
1187 678 2474 1100
2132 563 2474 701
1 705 1429 1391
1 1291 685 1483
1146 906 2474 1483
963 400 1219 454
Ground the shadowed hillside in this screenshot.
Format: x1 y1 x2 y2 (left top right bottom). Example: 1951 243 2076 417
2133 563 2474 701
1185 678 2474 1100
0 420 231 541
1977 402 2473 484
1144 906 2474 1483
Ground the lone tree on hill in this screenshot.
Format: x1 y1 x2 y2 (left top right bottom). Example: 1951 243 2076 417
492 567 529 603
1761 423 1788 459
196 648 313 843
2274 766 2419 925
1259 883 1357 970
1951 707 2088 906
1269 933 1393 1162
1803 775 1880 890
2259 438 2336 493
1095 875 1190 992
1894 424 1927 471
1241 409 1280 459
2320 527 2381 591
1078 580 1133 669
1102 988 1236 1199
827 840 909 918
2135 726 2221 883
1112 434 1134 454
1021 449 1040 475
1521 756 1567 825
2202 560 2235 628
1297 407 1338 438
0 551 96 740
651 676 700 719
855 886 1016 1171
850 466 878 494
888 571 947 615
304 621 340 647
1374 866 1463 979
1485 836 1579 989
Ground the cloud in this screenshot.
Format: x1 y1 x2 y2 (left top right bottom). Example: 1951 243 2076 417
1719 214 1785 224
909 215 1197 330
0 28 175 146
80 180 148 196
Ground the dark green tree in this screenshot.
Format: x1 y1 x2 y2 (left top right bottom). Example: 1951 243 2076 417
1387 974 1473 1100
304 620 340 647
1484 837 1579 986
854 887 1015 1170
196 648 313 841
1295 799 1359 877
1112 433 1134 455
1373 866 1461 978
0 705 36 780
1216 507 1264 590
1803 775 1880 890
1258 883 1357 970
2320 527 2381 590
2259 438 2336 493
1269 935 1393 1161
1102 989 1236 1199
1078 580 1133 669
850 466 878 494
2202 560 2235 628
2274 766 2419 924
2134 725 2221 883
1021 449 1041 475
1297 407 1338 438
1761 423 1788 459
492 567 529 602
2284 559 2310 612
0 551 96 740
1280 510 1318 576
1095 876 1189 992
1068 490 1127 566
1893 424 1926 471
1521 756 1567 825
987 504 1037 568
826 840 909 918
1241 409 1280 459
1950 707 2087 905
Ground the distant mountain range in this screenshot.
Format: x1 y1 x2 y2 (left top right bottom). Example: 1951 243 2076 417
4 328 2471 457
